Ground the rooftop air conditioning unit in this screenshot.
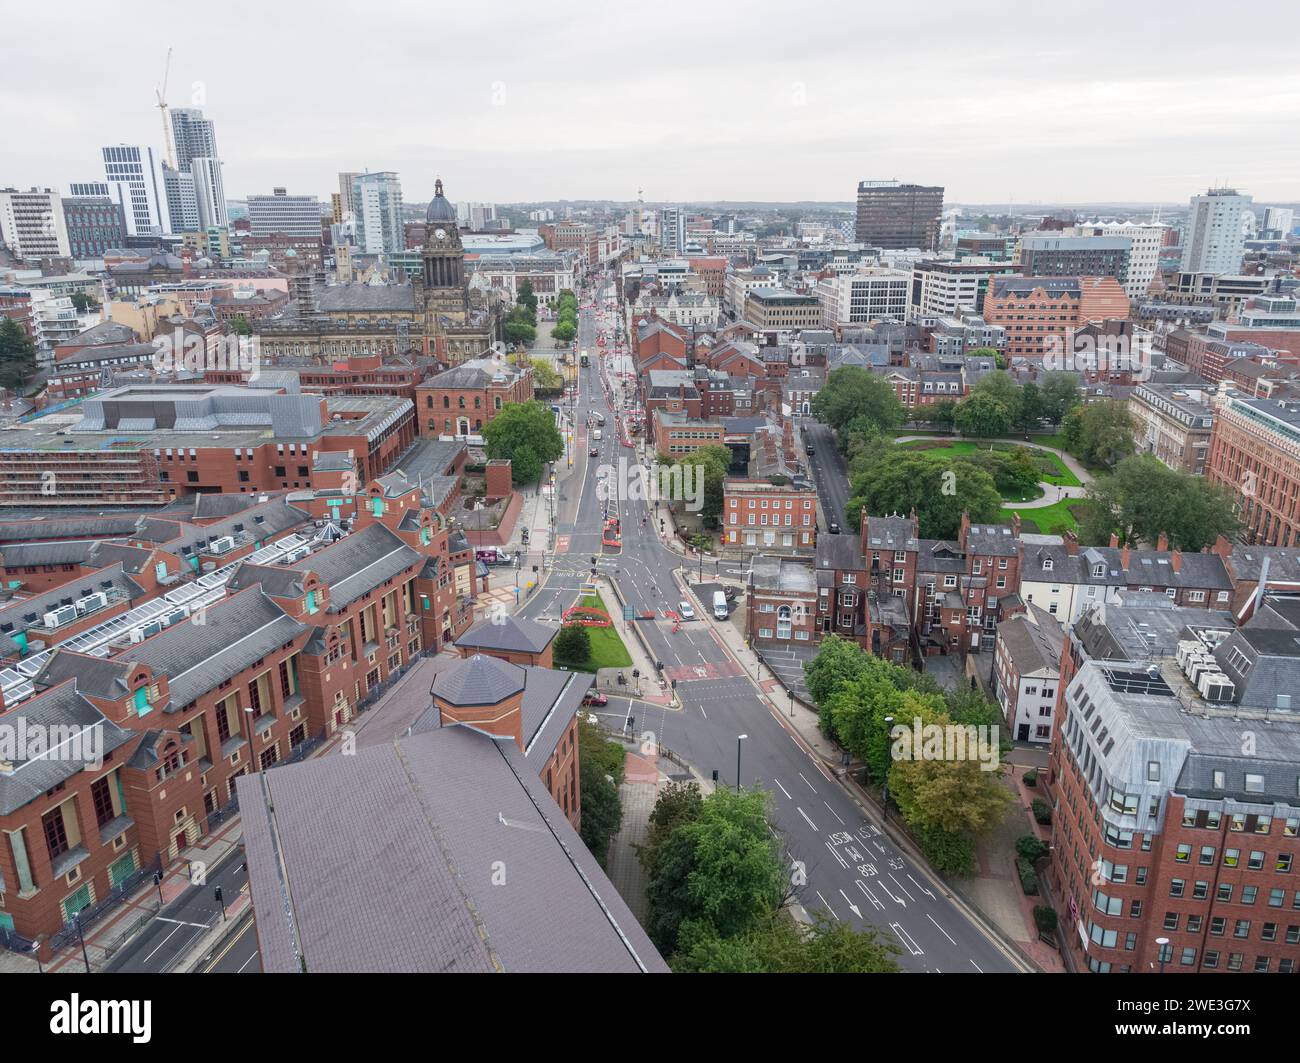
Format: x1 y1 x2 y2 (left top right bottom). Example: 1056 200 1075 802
163 610 187 627
43 605 79 629
1198 672 1235 703
76 593 107 613
209 536 236 554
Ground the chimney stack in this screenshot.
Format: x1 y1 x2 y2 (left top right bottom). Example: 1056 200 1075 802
1109 532 1120 549
1062 529 1079 555
1121 542 1131 571
1157 531 1169 552
1172 548 1182 573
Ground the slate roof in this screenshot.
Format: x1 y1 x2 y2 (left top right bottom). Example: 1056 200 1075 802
317 283 417 312
455 614 556 655
226 562 308 599
997 604 1063 678
1020 545 1232 590
236 726 668 973
35 651 136 700
129 589 308 709
864 515 918 552
0 540 100 568
0 681 138 817
286 523 422 610
432 653 525 706
816 533 865 571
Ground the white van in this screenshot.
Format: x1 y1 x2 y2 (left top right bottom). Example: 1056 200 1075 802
713 590 729 620
593 428 603 440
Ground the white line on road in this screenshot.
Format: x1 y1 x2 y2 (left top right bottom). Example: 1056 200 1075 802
889 873 917 903
774 778 791 799
889 923 924 956
838 889 862 919
970 959 984 973
797 771 818 793
815 890 839 920
926 913 957 946
154 917 213 929
796 806 819 832
823 800 845 826
856 879 886 912
825 841 849 869
908 873 936 899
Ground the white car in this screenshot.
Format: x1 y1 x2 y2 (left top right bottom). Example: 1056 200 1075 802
678 600 695 620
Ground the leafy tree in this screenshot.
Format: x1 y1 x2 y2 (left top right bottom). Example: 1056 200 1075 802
671 444 732 523
1038 372 1081 426
228 314 253 337
847 454 1002 539
1081 454 1240 549
69 291 100 313
912 823 977 876
638 781 703 874
954 392 1013 438
482 399 564 483
554 622 592 665
552 321 576 343
516 279 539 317
672 915 900 973
504 314 536 347
919 399 957 431
811 366 905 437
887 700 1012 838
1062 399 1135 467
577 718 624 866
644 788 785 956
804 635 875 740
529 358 563 391
971 370 1022 415
0 317 37 392
1014 381 1044 434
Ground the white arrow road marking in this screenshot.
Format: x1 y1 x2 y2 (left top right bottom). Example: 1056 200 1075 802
815 890 839 920
908 873 935 899
774 778 791 799
889 873 917 903
856 879 886 912
798 772 818 793
825 841 849 869
889 923 924 956
796 806 819 832
838 889 862 919
823 800 845 826
926 913 957 946
877 877 906 907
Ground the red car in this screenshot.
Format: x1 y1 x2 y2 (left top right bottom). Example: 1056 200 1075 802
583 691 608 706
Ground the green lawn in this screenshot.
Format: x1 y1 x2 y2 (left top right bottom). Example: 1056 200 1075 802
559 592 634 672
898 439 1082 488
1000 498 1091 535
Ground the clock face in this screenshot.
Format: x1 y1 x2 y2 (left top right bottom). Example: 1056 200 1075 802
434 227 447 239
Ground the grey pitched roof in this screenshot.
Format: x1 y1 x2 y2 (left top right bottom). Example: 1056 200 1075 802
997 605 1063 677
35 651 135 700
129 589 308 709
0 681 138 816
816 533 865 571
236 725 668 973
226 562 307 599
0 539 100 568
455 614 556 655
287 523 422 610
433 653 526 706
317 283 417 312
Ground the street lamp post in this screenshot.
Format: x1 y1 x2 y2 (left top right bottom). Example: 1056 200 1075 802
736 734 748 791
1156 937 1170 974
74 908 91 974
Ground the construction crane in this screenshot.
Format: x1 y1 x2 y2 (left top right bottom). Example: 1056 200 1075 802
155 46 175 167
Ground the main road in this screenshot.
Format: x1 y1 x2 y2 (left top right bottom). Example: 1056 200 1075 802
521 276 1023 973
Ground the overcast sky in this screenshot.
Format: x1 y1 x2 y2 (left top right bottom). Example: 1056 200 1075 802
4 1 1297 208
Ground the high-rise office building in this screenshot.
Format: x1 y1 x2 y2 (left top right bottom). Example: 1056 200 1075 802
1072 221 1168 298
168 108 219 170
0 188 71 259
1018 234 1132 288
62 195 126 258
1181 188 1251 275
101 144 169 235
660 207 686 254
1263 206 1295 238
191 157 228 230
162 164 199 233
69 181 110 198
352 172 403 254
246 188 323 237
855 180 944 250
337 172 361 220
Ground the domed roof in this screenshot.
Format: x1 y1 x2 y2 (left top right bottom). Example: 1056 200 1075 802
425 178 457 224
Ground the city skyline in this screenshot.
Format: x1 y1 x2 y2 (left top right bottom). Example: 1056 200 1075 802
2 1 1297 207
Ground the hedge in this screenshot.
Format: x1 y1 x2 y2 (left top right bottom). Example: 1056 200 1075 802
1016 856 1039 895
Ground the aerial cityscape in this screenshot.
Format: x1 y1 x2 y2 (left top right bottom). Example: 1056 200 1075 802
0 3 1297 1028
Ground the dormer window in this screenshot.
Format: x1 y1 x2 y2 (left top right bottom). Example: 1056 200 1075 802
1092 564 1104 577
1042 558 1054 571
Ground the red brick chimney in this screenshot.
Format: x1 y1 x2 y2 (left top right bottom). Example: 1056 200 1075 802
1121 542 1131 570
1011 512 1021 538
1109 532 1120 548
1157 531 1169 552
959 510 971 548
1062 529 1079 555
1172 549 1182 573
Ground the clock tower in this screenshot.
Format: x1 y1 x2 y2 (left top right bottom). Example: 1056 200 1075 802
422 178 464 290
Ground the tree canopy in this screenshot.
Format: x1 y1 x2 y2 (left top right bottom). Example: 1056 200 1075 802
482 399 564 483
1078 453 1240 549
811 366 905 441
1062 399 1136 468
0 317 37 392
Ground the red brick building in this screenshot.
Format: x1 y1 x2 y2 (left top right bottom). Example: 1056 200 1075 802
414 356 532 438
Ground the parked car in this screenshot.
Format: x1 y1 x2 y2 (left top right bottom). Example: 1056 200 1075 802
828 522 841 535
590 447 599 457
678 600 696 620
582 691 608 706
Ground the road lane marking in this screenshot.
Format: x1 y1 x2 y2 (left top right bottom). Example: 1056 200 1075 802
855 879 885 911
815 890 839 920
908 873 936 899
796 806 819 832
774 779 791 799
970 959 984 973
889 873 917 903
797 772 817 793
825 841 849 869
838 889 862 919
823 800 845 825
889 923 924 956
926 913 957 945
